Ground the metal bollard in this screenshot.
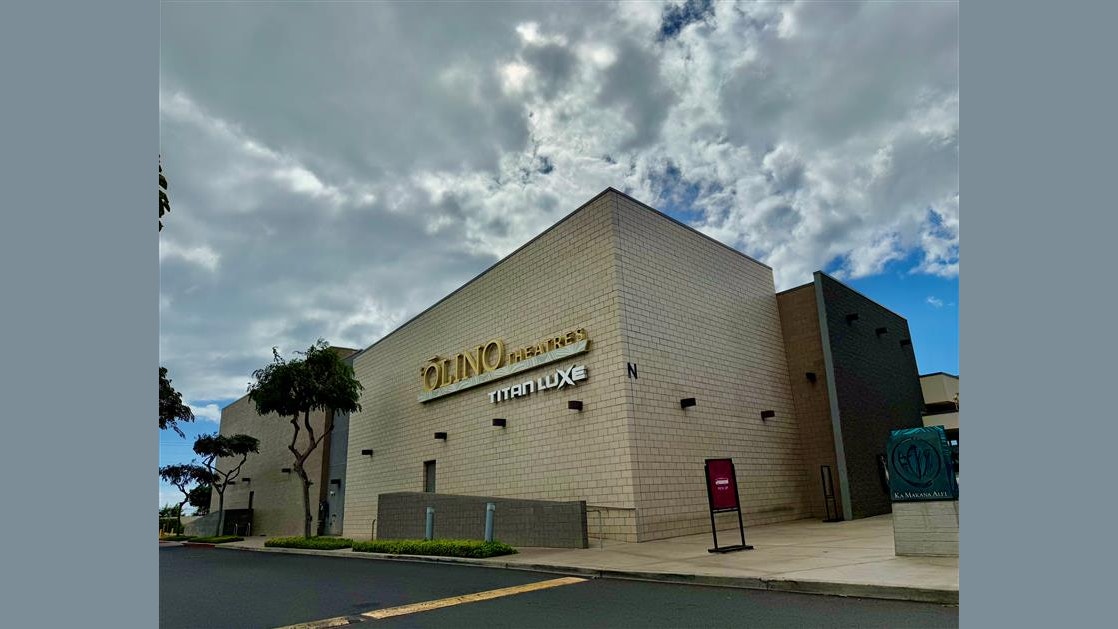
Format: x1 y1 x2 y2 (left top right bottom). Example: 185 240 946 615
425 506 435 541
484 503 495 543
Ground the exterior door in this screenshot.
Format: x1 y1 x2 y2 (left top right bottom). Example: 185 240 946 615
424 460 436 493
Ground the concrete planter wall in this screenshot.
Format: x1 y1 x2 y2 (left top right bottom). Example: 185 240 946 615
893 501 959 557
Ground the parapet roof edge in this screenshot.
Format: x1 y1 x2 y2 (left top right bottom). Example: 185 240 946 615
347 187 772 364
920 371 960 380
813 271 911 323
775 282 814 296
607 187 772 272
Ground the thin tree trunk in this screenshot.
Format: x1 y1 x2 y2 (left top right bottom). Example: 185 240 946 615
296 462 312 538
215 489 225 537
176 499 188 534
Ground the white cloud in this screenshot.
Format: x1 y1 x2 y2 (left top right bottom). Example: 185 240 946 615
927 296 945 308
188 403 222 423
500 62 532 94
159 241 220 272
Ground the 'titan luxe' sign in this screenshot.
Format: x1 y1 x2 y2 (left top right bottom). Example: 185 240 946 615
489 364 587 403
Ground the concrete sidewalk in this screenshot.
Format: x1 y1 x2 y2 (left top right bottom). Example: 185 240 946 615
214 514 958 604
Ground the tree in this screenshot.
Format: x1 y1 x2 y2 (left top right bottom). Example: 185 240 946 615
158 463 210 533
159 156 171 231
159 503 183 534
160 367 195 438
194 433 259 537
248 340 362 538
187 483 212 516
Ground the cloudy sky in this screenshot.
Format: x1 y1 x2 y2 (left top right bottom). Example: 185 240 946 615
158 0 958 508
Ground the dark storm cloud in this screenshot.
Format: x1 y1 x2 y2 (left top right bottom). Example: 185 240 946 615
598 41 677 150
522 43 578 99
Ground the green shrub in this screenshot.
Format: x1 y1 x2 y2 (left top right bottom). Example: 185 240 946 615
189 535 243 544
160 535 194 542
265 536 354 550
351 539 517 558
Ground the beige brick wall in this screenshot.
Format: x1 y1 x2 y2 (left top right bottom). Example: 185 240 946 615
776 284 844 519
211 395 329 537
343 191 639 541
612 195 812 541
338 189 823 543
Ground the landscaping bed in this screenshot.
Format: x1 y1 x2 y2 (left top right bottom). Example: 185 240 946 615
351 539 516 559
265 536 354 550
187 535 244 544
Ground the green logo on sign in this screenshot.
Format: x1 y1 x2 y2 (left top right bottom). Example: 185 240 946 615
886 426 958 502
890 438 942 488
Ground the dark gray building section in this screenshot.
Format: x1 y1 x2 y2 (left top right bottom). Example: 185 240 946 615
323 410 349 535
376 492 588 548
817 272 925 519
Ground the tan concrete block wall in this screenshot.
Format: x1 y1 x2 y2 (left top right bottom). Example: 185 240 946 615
210 396 329 537
612 196 811 541
343 192 639 541
776 285 844 519
585 507 637 543
893 500 959 557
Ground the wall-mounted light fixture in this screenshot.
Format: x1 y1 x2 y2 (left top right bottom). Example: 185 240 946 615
281 467 292 473
875 327 888 337
900 339 912 347
360 449 373 457
492 418 507 427
568 401 583 411
761 410 776 421
845 313 859 324
805 372 817 383
680 397 697 409
435 432 448 440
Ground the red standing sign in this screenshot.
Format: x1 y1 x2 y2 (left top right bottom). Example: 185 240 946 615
703 458 753 553
706 458 739 511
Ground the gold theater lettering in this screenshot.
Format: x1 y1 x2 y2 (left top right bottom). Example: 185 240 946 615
420 328 587 393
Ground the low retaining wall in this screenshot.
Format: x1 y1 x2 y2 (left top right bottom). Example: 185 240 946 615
893 501 959 557
182 509 253 537
376 492 588 548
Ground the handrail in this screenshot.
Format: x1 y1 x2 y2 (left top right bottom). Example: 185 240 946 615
584 505 636 549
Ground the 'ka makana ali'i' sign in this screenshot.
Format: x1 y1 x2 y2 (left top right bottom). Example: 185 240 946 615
418 328 590 403
885 426 959 502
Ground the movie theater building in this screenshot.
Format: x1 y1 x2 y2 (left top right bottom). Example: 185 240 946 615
336 188 923 543
205 188 927 543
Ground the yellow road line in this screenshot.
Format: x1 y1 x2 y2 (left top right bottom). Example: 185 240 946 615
362 576 588 620
274 616 358 628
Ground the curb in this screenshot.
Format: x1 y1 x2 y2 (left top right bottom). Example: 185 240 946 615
216 544 958 605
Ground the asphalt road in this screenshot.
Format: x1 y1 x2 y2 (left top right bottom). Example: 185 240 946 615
160 545 958 629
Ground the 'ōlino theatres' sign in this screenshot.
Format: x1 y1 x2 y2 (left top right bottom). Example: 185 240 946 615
417 328 590 403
